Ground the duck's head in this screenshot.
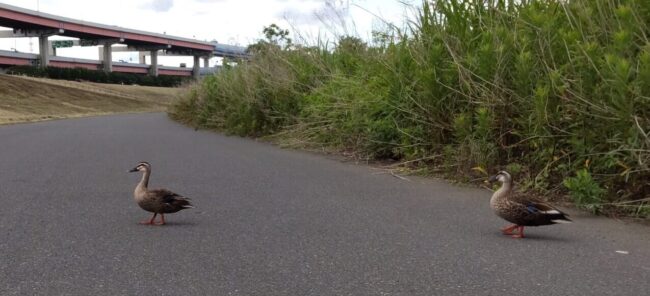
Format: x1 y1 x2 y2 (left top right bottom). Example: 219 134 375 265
129 161 150 173
488 170 511 183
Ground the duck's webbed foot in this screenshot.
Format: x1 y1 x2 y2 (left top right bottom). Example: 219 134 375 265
509 226 525 238
140 213 158 225
501 224 519 235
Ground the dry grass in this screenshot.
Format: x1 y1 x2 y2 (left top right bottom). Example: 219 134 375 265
0 74 188 125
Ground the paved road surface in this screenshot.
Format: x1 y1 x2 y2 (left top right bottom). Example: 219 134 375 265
1 113 649 295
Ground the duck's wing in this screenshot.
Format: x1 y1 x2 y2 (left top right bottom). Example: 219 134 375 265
149 189 193 209
509 192 571 225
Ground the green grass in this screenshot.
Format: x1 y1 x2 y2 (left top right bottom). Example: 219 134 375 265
171 0 650 217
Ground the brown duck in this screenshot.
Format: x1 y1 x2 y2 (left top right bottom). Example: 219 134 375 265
489 171 571 238
129 162 193 225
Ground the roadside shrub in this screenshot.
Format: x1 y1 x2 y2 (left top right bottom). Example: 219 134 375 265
172 1 650 216
563 169 606 213
7 65 185 87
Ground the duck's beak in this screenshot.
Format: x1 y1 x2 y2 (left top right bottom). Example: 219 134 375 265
128 167 139 173
488 175 498 183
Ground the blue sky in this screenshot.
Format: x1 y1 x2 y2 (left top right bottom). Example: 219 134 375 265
0 0 416 66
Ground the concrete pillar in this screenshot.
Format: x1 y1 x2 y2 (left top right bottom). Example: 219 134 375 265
203 57 209 68
149 50 159 77
38 35 50 67
139 52 146 64
192 55 201 79
102 44 113 72
47 41 56 56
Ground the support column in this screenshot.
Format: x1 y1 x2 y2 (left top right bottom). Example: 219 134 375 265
192 55 201 79
203 57 210 68
139 52 146 64
38 35 50 67
102 44 113 72
149 50 159 77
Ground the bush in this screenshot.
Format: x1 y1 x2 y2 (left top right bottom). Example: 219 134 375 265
7 65 185 87
563 169 606 213
171 1 650 215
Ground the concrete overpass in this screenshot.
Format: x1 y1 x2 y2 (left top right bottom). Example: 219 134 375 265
0 3 248 78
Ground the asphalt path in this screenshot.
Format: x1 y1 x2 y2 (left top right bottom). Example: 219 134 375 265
1 113 649 295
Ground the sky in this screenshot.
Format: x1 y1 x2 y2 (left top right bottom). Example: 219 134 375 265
0 0 416 66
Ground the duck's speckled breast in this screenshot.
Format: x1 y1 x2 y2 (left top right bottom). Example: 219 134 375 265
134 186 158 213
490 184 522 224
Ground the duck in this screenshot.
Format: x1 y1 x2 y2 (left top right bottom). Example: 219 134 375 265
129 161 193 225
488 171 571 238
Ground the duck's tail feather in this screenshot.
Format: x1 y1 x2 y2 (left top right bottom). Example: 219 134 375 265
550 212 572 224
174 197 193 209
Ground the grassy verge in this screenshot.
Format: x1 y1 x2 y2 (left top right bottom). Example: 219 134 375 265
0 74 186 125
170 0 650 217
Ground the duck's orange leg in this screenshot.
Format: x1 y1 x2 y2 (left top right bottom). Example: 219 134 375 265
511 226 525 238
140 213 157 225
501 224 519 235
156 213 166 225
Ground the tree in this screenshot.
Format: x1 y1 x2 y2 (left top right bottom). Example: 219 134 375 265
247 24 293 53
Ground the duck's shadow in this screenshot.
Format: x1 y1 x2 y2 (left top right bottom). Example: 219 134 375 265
136 221 198 227
495 232 574 243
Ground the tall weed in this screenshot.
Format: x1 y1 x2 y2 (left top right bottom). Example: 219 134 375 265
171 1 650 216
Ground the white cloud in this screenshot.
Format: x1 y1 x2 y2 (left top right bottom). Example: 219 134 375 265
277 1 349 26
141 0 174 12
277 8 319 25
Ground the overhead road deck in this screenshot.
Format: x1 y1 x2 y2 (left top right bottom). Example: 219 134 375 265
0 49 218 77
0 3 246 78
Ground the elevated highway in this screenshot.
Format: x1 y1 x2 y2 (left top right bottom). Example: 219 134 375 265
0 3 248 78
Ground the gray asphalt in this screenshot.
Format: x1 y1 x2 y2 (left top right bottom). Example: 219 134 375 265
0 113 649 295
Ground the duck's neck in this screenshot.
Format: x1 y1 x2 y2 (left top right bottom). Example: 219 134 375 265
137 169 150 191
491 181 513 203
